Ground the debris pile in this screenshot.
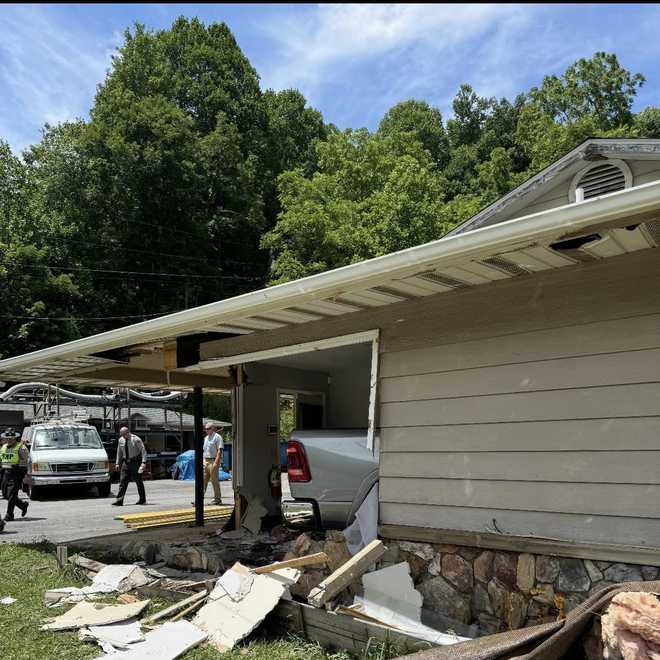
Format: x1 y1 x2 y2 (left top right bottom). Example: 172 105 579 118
116 505 233 529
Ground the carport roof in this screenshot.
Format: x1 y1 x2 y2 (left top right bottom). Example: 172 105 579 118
1 178 659 388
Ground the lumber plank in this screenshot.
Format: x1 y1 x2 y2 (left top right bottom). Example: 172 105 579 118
308 540 385 608
254 552 328 574
69 554 106 573
143 589 208 624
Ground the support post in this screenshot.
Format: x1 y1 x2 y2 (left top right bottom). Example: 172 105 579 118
193 386 204 526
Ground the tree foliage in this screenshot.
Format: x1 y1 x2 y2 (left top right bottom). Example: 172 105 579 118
1 32 658 362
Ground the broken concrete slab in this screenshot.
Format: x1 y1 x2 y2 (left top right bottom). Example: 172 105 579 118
193 562 300 651
42 600 150 631
97 620 206 659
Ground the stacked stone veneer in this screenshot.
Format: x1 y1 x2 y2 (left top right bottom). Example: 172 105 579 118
377 541 659 635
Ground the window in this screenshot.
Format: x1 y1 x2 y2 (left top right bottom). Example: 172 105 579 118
569 160 632 203
33 427 103 450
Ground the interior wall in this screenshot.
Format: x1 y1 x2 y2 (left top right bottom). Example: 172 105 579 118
238 362 328 513
327 365 371 428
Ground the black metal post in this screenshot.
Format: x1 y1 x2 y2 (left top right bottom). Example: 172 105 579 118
193 386 204 526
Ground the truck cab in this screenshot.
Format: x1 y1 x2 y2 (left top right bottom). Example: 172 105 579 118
22 420 111 500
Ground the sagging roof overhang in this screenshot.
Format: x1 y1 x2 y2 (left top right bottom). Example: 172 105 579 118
0 178 659 389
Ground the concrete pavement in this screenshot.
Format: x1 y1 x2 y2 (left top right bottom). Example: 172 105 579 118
0 479 235 545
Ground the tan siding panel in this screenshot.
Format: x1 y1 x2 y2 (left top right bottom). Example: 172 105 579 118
379 450 660 484
379 503 660 547
380 348 660 401
379 419 660 453
380 313 660 378
379 477 660 518
380 383 660 427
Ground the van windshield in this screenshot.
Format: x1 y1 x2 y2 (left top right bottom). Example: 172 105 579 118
32 427 103 450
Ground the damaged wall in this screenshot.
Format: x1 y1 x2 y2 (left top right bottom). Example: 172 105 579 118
238 362 328 512
378 540 660 636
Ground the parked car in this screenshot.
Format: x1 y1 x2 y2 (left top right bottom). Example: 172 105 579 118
21 421 111 500
285 429 378 528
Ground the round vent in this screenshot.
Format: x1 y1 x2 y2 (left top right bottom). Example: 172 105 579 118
569 159 632 203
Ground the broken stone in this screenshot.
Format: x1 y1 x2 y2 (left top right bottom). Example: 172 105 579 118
289 569 325 600
441 554 473 594
557 559 590 593
471 582 493 615
323 536 352 573
602 563 643 583
516 554 535 593
535 556 560 584
379 542 400 566
584 560 603 584
399 542 435 562
292 533 323 558
402 553 430 584
418 576 471 624
641 566 659 581
474 551 494 583
509 591 527 629
531 583 555 605
427 553 443 577
493 552 517 588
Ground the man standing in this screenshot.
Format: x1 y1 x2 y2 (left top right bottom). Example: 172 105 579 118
0 429 29 522
203 423 223 505
112 427 147 506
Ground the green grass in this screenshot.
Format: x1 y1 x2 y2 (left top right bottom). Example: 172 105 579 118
0 543 402 660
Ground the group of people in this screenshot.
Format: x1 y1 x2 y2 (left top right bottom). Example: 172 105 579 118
111 422 224 507
0 428 29 532
0 422 225 531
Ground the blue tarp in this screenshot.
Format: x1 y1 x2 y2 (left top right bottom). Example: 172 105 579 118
171 450 231 481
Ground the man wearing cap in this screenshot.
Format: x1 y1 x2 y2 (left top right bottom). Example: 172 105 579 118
0 429 29 522
112 427 147 506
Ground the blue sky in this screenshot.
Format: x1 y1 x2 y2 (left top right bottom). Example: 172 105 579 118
1 3 659 153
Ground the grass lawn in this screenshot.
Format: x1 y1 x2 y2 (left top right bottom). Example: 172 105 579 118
0 543 402 660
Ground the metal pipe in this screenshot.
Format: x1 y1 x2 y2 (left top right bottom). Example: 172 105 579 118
193 386 204 526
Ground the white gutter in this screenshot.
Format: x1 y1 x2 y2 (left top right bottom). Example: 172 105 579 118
1 179 659 375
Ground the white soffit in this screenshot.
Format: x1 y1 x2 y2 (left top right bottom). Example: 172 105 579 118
0 179 659 384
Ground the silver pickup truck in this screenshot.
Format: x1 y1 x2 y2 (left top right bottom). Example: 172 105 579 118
285 429 378 528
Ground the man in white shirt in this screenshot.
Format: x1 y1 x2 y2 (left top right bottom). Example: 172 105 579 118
203 423 223 505
112 427 147 506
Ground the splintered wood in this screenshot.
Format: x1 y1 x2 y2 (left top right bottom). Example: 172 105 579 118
308 540 385 608
115 505 233 529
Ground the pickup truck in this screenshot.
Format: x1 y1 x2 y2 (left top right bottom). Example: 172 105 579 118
285 429 378 528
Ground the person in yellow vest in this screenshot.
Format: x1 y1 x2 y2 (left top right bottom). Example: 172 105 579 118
0 429 29 522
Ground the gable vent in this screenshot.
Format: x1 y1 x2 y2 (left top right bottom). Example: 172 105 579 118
570 160 632 203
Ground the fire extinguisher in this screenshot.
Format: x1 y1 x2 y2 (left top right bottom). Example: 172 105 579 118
268 465 281 499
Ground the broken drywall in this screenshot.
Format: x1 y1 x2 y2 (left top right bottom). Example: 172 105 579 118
41 600 150 631
343 483 378 555
193 562 300 651
354 562 468 646
80 618 144 653
97 620 206 659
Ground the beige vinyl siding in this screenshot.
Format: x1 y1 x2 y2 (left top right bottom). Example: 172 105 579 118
378 249 660 548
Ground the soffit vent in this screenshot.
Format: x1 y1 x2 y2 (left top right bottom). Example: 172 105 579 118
642 219 660 247
480 257 530 277
417 271 466 288
570 160 632 202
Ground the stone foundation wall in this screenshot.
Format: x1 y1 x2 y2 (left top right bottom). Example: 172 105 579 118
377 541 659 635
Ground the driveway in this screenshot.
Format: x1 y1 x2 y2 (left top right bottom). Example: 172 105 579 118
0 479 236 545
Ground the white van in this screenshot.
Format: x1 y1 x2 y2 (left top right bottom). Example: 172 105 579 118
22 421 111 500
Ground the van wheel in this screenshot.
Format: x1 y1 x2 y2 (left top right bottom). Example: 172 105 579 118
30 486 42 501
97 482 112 498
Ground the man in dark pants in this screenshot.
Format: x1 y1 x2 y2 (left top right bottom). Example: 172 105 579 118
0 429 29 522
111 427 147 506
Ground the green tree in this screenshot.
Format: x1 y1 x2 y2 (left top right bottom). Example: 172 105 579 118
262 129 452 284
634 107 660 138
446 84 494 147
529 52 644 129
378 100 451 168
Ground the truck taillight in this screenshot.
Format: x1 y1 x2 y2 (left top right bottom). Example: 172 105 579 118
287 440 311 483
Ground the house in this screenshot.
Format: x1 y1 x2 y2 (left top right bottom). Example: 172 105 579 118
1 138 659 633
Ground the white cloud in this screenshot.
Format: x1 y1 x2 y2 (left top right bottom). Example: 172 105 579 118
0 5 120 153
